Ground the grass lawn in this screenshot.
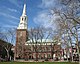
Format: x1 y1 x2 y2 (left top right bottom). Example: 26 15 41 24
0 62 79 64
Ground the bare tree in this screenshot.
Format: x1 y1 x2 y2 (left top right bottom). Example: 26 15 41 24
28 26 53 61
49 0 80 62
0 28 16 61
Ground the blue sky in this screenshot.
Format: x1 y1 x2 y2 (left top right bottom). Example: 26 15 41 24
0 0 61 44
0 0 59 30
0 0 41 29
0 0 80 44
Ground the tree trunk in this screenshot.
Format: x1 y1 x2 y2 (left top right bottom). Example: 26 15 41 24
6 49 10 61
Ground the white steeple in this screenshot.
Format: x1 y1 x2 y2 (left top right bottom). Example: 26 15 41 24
17 4 28 29
22 4 26 16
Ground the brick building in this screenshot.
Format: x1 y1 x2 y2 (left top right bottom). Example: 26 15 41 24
14 4 61 61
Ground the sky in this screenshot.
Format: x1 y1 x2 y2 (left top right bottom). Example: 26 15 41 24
0 0 61 45
0 0 59 30
0 0 80 45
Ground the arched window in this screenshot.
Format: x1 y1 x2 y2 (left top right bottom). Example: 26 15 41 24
22 18 23 21
25 17 26 20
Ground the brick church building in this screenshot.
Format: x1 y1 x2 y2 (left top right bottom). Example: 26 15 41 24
14 4 62 61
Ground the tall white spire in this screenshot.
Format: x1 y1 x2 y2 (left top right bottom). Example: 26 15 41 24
22 4 26 16
17 4 28 29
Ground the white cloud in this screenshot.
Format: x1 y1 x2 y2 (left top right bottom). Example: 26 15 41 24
0 12 19 28
39 0 58 8
0 12 19 20
33 11 59 31
8 0 22 8
33 0 61 31
8 8 18 12
2 25 17 28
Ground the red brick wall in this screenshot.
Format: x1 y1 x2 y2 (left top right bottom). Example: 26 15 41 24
15 29 28 59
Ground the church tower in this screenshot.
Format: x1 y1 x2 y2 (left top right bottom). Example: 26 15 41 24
15 4 28 59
